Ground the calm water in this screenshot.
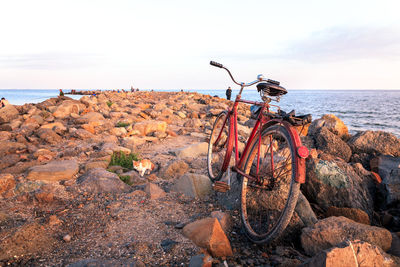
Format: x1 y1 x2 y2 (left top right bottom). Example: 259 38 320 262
1 89 399 137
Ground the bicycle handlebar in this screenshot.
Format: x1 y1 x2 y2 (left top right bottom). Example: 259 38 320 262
210 60 272 88
210 61 224 68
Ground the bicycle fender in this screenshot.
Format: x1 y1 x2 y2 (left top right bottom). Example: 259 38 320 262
284 122 307 184
262 120 308 184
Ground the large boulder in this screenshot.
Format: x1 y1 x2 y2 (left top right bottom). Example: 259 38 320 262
183 217 233 257
314 127 352 162
301 240 400 267
27 160 79 182
0 105 19 124
348 131 400 157
301 216 392 256
371 155 400 206
308 114 349 139
302 159 374 214
171 173 212 199
52 100 85 119
77 168 131 193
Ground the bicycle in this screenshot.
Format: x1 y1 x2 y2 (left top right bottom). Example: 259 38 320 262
207 61 311 244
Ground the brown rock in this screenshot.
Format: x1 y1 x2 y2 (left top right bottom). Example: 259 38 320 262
36 128 62 144
314 127 352 162
301 216 392 256
161 160 189 180
210 211 232 234
308 114 349 139
144 183 166 200
0 174 15 194
0 141 27 157
27 160 79 182
348 131 400 157
326 206 370 225
133 120 167 136
0 105 19 123
48 215 62 226
183 217 233 257
302 240 400 267
53 100 84 118
35 191 54 203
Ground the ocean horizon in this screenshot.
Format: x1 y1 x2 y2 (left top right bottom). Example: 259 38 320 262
1 88 399 137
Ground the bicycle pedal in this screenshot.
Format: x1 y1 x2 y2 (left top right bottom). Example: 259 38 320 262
213 181 231 192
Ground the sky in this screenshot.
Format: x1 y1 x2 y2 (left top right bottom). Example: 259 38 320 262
0 0 400 90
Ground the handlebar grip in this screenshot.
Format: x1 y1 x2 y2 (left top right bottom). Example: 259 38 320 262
210 61 224 68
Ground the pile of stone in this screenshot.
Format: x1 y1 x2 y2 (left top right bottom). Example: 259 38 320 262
0 91 399 266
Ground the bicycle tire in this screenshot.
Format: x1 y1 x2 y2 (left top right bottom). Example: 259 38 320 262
207 111 234 181
240 124 300 243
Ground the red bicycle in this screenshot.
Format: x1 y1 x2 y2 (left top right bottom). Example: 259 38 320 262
207 61 311 244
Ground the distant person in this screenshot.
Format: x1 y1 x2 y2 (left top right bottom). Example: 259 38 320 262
226 87 232 100
59 89 64 96
1 97 10 107
136 88 139 92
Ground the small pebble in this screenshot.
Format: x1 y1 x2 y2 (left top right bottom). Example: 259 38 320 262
63 234 71 242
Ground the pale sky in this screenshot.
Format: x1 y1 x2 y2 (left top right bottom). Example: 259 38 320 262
1 0 399 90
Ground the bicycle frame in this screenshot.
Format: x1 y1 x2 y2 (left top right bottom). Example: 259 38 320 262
215 83 307 184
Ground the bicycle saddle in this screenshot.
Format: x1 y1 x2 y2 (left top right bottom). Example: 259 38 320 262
257 82 287 97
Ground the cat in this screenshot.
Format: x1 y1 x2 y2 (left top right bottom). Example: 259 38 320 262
133 159 155 177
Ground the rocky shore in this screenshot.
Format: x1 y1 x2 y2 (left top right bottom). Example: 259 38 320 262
0 91 400 266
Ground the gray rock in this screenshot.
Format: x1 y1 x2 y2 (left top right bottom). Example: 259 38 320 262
295 192 318 227
302 159 374 215
173 142 208 159
77 168 131 193
301 216 392 256
27 160 79 182
171 173 212 199
375 155 400 205
348 131 400 157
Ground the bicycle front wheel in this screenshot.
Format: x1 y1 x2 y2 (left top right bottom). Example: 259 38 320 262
240 124 300 244
207 111 233 181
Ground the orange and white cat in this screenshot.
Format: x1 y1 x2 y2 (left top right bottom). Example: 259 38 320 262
133 159 155 177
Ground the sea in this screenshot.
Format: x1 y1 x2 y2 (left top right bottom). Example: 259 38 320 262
1 89 399 137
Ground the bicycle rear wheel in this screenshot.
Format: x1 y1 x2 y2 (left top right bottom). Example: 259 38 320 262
207 111 233 181
240 124 300 243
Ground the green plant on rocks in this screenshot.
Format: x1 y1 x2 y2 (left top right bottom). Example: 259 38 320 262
106 100 113 107
116 122 130 127
109 151 140 170
118 175 132 185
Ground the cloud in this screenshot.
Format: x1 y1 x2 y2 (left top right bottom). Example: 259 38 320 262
0 52 105 70
281 26 400 62
221 26 400 63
